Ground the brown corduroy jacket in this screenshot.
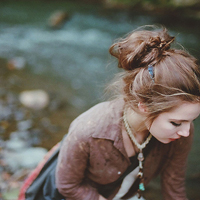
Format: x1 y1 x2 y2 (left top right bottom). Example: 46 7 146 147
56 99 192 200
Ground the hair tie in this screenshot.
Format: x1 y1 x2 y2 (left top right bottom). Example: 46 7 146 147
148 64 154 82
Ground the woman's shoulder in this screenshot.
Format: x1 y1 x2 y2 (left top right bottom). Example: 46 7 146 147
73 98 124 122
68 98 124 138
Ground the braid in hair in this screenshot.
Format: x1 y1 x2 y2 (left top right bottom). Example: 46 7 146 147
109 28 175 70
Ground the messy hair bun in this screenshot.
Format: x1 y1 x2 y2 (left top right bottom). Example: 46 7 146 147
108 26 200 121
109 27 175 70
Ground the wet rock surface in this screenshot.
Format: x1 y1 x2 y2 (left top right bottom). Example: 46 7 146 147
0 58 80 199
48 10 71 29
19 90 50 110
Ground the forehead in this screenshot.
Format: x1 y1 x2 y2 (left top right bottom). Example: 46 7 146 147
161 102 200 120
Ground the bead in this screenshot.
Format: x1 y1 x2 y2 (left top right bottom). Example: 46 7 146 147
138 152 144 161
139 182 145 191
139 161 143 169
138 171 143 178
137 191 141 198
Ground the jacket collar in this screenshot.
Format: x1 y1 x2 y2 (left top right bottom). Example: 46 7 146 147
91 98 130 161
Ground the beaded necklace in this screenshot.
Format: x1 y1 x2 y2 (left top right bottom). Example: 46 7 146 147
123 109 152 198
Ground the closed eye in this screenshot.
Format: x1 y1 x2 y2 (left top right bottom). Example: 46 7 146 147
171 121 181 127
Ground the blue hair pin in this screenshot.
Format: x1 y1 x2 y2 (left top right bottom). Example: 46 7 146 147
148 64 154 82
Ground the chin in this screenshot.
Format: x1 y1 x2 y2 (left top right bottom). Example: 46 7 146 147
157 138 170 144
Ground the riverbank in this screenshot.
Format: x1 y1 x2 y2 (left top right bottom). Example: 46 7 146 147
0 58 81 148
2 0 200 22
102 0 200 20
0 57 82 199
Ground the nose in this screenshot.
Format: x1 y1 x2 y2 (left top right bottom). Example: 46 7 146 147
177 123 190 137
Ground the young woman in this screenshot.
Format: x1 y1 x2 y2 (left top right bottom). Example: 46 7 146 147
55 27 200 200
19 26 200 200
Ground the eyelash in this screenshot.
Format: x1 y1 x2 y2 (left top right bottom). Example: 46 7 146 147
171 122 181 127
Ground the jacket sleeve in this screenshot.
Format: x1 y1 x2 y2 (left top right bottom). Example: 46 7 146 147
55 123 100 200
161 123 194 200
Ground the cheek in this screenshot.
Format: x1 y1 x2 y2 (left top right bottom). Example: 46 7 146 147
149 121 161 136
149 119 172 135
149 118 162 131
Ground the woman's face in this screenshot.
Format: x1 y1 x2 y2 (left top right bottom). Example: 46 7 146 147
148 102 200 144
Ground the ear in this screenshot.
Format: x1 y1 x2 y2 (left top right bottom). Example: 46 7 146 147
138 102 148 113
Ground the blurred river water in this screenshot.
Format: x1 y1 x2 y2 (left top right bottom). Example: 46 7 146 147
0 1 200 199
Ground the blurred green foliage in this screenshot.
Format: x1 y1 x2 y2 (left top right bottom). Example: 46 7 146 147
105 0 199 7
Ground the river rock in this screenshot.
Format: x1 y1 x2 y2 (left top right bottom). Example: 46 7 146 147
48 10 70 29
4 147 47 172
6 138 28 151
7 57 26 70
17 120 33 131
171 0 199 6
19 90 49 110
14 108 26 121
10 131 30 141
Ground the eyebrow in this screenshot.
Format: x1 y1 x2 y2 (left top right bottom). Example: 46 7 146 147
170 119 194 123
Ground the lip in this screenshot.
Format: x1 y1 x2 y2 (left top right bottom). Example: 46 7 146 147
169 138 180 141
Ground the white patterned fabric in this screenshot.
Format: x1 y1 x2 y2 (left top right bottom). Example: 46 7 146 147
113 166 145 200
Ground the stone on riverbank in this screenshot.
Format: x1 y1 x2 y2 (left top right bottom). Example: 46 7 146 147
19 90 49 110
6 138 28 151
7 57 26 70
48 10 70 29
4 147 47 172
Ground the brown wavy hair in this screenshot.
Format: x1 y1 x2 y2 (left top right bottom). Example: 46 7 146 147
109 26 200 120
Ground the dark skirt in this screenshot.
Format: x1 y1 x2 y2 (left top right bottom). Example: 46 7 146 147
18 141 65 200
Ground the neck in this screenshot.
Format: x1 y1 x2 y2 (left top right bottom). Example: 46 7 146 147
125 107 149 143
